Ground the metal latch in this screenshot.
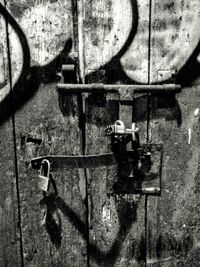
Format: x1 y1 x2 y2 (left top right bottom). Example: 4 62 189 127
105 120 163 195
31 122 162 196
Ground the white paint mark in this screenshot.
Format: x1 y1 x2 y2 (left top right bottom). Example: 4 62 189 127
194 108 199 117
188 128 192 144
164 189 170 194
183 224 186 228
102 206 111 227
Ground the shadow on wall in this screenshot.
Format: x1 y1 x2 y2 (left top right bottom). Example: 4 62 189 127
1 0 199 128
0 0 190 127
40 185 194 265
176 40 200 85
40 190 146 266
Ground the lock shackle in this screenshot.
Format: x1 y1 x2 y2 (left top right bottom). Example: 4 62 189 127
114 120 125 128
39 159 50 178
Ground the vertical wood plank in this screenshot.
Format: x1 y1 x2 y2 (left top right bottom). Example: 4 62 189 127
147 0 200 265
85 93 146 266
84 0 150 266
7 0 88 265
0 1 22 266
147 86 200 266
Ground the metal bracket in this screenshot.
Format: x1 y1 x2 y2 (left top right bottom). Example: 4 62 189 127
31 74 169 195
31 116 163 196
31 142 162 196
105 120 163 195
106 143 163 195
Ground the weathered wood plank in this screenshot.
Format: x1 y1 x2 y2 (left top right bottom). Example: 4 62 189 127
15 85 87 266
0 1 22 266
85 93 146 266
7 0 87 265
83 0 150 265
147 84 200 266
147 0 200 265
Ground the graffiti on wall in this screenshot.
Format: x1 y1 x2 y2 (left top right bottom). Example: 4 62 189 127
0 0 199 122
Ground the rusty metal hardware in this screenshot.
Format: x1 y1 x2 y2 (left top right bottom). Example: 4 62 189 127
105 120 162 195
106 144 163 195
31 153 134 170
31 143 162 195
31 78 167 195
38 159 51 192
57 83 181 95
31 120 162 196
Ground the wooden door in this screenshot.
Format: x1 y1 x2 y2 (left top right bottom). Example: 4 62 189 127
0 0 200 266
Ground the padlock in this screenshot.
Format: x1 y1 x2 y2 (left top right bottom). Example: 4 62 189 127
38 159 50 192
105 120 139 141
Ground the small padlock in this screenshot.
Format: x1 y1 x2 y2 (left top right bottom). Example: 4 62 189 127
105 120 139 141
38 159 50 192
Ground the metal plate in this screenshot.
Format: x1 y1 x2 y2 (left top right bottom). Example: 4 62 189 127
107 144 163 195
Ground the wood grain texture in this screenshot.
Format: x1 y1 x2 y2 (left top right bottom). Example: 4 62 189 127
7 0 87 266
84 0 148 265
15 85 87 266
0 1 22 266
147 83 200 266
147 0 200 265
85 93 146 267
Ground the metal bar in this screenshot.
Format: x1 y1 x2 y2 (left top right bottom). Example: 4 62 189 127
31 153 118 169
31 152 139 169
57 83 181 94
